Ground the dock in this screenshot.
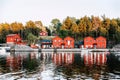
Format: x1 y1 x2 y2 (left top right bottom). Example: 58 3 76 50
33 48 110 52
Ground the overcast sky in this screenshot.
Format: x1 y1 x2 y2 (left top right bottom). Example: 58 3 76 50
0 0 120 26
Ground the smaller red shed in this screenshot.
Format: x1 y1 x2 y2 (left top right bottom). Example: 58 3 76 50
40 31 48 36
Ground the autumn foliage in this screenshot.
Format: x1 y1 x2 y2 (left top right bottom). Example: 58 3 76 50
0 16 120 46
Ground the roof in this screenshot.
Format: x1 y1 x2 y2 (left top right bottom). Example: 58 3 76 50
84 36 94 40
41 40 52 42
64 36 74 40
96 36 106 40
53 36 62 40
6 34 19 37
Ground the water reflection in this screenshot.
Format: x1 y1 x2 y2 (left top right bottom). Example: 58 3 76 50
52 53 74 66
83 52 109 66
0 51 119 79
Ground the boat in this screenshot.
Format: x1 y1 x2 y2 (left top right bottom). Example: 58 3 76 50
0 44 11 55
0 47 10 52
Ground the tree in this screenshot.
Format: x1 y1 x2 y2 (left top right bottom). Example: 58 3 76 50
25 20 36 28
50 18 61 35
46 27 51 36
10 22 23 32
27 33 37 45
109 19 118 40
0 28 9 43
91 16 102 37
63 16 73 30
78 18 87 37
0 23 10 32
59 30 69 38
115 27 120 43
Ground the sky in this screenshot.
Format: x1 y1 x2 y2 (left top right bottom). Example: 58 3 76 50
0 0 120 26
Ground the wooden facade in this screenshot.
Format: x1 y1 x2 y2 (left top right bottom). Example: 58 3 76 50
96 36 106 48
84 36 106 49
52 36 75 49
52 36 63 48
64 36 74 48
6 34 22 44
84 37 95 48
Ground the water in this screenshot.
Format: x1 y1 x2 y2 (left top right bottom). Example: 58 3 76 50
0 51 120 80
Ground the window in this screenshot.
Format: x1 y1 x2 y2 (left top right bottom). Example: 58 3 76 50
55 40 56 42
68 40 70 45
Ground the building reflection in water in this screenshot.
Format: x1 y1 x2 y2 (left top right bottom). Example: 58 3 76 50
1 51 120 79
83 52 109 66
5 52 109 71
52 53 74 66
5 52 39 72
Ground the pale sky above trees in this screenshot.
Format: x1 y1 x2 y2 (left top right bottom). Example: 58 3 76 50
0 0 120 26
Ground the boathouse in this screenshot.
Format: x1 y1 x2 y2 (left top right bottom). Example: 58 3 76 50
64 36 74 48
84 36 95 48
52 36 75 49
96 36 106 48
52 36 63 48
84 36 106 48
6 34 22 44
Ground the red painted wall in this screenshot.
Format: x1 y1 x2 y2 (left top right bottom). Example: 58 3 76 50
84 36 106 49
64 36 74 48
96 36 106 48
6 34 21 44
52 36 63 48
84 37 95 48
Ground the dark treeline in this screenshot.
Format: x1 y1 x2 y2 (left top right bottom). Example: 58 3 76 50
0 16 120 47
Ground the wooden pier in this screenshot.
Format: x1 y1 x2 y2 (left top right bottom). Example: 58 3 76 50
33 48 110 52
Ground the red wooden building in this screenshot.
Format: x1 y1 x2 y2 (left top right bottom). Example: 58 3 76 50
52 36 75 49
6 34 22 44
40 31 48 36
64 36 74 48
84 36 106 49
52 36 63 48
96 36 106 48
84 37 95 48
